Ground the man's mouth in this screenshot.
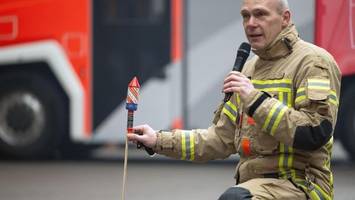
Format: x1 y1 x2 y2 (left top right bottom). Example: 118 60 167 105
248 34 263 39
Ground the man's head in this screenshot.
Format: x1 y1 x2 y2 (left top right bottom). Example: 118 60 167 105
241 0 291 50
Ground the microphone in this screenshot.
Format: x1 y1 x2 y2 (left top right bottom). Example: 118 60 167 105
223 42 251 102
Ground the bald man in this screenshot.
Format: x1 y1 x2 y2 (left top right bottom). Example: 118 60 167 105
129 0 340 199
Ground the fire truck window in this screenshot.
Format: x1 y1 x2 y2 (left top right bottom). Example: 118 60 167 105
103 0 165 25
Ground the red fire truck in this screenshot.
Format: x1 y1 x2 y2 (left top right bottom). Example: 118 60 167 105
0 0 354 159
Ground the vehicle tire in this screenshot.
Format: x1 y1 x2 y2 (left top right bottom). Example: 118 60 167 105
337 85 355 160
0 71 67 159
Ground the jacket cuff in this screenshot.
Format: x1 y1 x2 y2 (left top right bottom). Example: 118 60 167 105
154 130 174 153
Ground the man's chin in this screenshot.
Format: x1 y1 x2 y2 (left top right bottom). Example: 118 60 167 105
250 43 265 50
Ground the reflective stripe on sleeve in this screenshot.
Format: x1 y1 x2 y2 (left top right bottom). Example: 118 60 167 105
308 79 330 91
296 87 338 106
329 91 338 106
180 131 195 161
222 101 237 122
262 101 288 136
295 87 306 104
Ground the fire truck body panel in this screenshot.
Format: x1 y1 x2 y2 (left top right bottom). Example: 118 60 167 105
315 0 355 76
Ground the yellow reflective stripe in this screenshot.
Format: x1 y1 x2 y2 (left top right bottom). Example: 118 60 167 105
279 91 284 104
308 79 330 84
262 102 281 131
308 190 322 200
325 137 333 184
189 133 195 161
295 180 331 200
308 86 330 90
236 94 241 105
252 79 292 85
278 143 287 178
252 79 292 92
226 101 237 112
330 90 337 96
181 131 195 161
295 182 321 200
259 88 291 93
271 105 288 136
222 107 236 122
287 91 292 107
296 87 338 105
308 79 330 90
313 183 331 200
295 95 306 104
181 132 186 160
297 87 306 93
288 146 296 179
329 99 337 106
222 101 238 122
295 87 306 104
329 90 338 106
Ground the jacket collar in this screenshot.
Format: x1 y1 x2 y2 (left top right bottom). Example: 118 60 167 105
252 24 299 61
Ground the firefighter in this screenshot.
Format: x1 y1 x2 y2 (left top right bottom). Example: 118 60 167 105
128 0 341 199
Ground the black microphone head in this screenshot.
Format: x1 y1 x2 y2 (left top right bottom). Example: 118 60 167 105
237 42 251 58
232 42 251 71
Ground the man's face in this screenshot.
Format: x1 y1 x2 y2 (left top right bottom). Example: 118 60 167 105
241 0 289 50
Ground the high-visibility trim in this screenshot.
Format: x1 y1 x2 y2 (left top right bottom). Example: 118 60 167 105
329 91 338 106
301 185 322 200
237 95 241 104
257 88 291 93
226 101 237 112
308 79 330 85
252 79 292 92
295 87 306 104
223 101 237 122
279 91 284 104
222 107 236 122
296 87 338 106
296 181 331 200
180 131 195 161
252 79 292 85
189 133 195 161
181 132 186 160
308 86 330 91
308 79 330 91
263 102 287 135
271 105 288 135
262 101 281 131
278 143 296 179
324 137 333 186
278 143 287 178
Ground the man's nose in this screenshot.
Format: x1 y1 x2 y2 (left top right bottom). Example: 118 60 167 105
245 16 258 27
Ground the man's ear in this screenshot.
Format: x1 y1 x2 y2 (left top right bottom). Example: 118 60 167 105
282 10 291 28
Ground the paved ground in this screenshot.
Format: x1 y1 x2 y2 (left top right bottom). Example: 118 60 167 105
0 142 354 200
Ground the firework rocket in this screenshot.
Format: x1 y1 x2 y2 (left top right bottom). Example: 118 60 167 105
126 76 140 135
125 77 155 155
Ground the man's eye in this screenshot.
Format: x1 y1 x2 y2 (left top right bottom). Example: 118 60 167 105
242 14 250 20
254 11 266 18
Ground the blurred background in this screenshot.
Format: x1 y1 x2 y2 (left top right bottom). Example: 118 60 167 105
0 0 354 199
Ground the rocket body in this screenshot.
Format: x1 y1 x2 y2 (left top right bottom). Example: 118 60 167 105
126 77 140 134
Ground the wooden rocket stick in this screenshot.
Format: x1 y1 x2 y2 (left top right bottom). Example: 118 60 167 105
122 77 140 200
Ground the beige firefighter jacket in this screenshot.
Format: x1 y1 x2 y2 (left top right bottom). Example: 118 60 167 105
153 25 341 200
